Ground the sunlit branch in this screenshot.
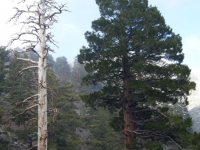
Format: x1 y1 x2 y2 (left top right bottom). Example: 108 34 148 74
17 58 38 64
16 66 38 77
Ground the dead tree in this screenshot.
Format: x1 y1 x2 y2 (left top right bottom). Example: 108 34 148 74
8 0 68 149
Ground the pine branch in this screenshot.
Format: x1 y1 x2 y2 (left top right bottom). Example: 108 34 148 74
128 129 183 150
133 108 168 119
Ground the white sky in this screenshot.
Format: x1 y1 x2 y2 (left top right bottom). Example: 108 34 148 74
0 0 199 108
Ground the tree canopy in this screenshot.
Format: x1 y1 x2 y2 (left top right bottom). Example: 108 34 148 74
0 47 10 94
78 0 196 149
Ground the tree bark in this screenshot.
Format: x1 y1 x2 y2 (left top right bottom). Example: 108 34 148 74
38 0 47 149
124 108 134 150
123 84 135 150
123 59 135 150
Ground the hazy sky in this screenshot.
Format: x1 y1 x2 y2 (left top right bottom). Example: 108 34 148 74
0 0 199 69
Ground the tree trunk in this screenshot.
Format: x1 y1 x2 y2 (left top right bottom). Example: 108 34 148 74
38 0 47 149
123 83 135 150
123 58 135 150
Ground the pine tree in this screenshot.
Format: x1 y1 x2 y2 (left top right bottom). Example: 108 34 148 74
0 47 10 126
71 57 87 83
5 52 37 103
55 56 71 84
46 68 81 150
2 52 38 148
0 47 10 94
4 57 82 149
78 0 196 149
85 108 123 150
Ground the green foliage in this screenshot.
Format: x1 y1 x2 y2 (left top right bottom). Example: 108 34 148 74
144 141 163 150
190 132 200 149
1 52 82 149
0 46 124 150
84 108 123 150
0 46 10 93
109 116 123 132
0 104 4 117
4 52 37 126
78 0 196 149
46 69 82 150
0 104 4 123
126 139 162 150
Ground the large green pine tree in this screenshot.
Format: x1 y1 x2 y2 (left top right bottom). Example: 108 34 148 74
78 0 195 149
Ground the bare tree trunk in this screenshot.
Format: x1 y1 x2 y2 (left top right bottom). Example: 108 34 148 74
38 0 47 149
8 0 67 149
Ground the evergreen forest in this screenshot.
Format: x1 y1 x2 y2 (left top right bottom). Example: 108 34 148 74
0 0 200 150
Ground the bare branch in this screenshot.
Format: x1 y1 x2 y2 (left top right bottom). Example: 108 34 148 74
46 45 55 53
13 94 38 108
46 32 58 47
132 117 161 125
27 145 37 150
166 135 183 150
16 66 38 77
8 104 38 121
25 118 37 128
17 58 38 64
8 7 39 24
45 3 69 21
23 45 41 58
8 31 40 48
20 39 38 45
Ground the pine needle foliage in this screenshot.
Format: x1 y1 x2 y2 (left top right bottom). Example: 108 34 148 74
78 0 196 149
